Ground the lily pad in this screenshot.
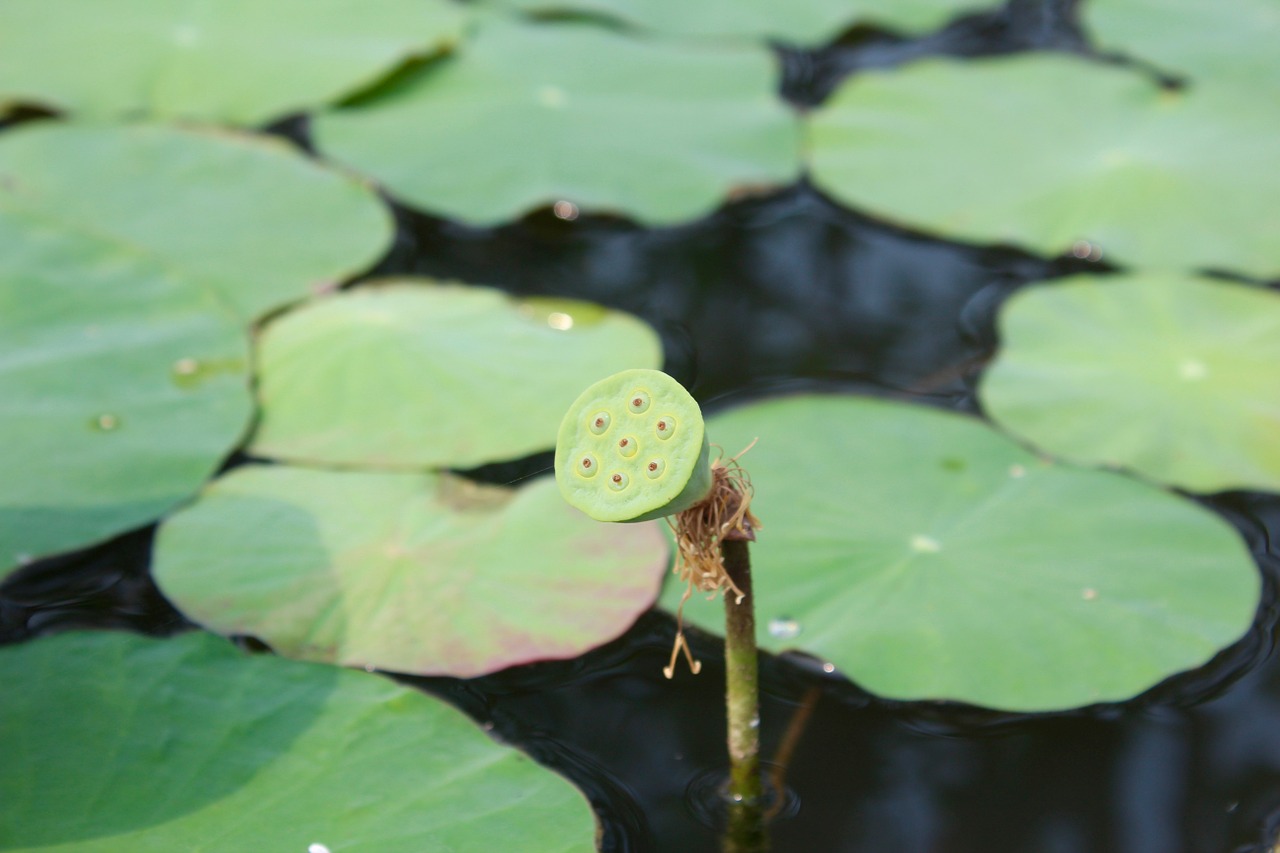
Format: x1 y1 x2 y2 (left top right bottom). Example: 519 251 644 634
0 630 598 852
1084 0 1280 97
979 273 1280 494
807 55 1280 279
0 0 466 125
659 395 1259 711
250 282 661 469
313 19 801 225
153 465 668 677
0 122 392 321
0 216 252 577
496 0 983 45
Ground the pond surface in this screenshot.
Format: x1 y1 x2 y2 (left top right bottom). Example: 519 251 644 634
6 175 1280 850
4 2 1280 850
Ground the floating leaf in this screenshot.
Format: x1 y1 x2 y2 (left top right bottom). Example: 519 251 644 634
0 0 466 125
494 0 982 45
1084 0 1280 97
0 631 598 852
154 466 668 677
250 282 661 469
556 368 713 522
0 217 252 577
314 19 801 225
808 55 1280 279
979 274 1280 493
659 395 1258 711
0 122 392 321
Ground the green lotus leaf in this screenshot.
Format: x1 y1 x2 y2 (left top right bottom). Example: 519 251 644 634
493 0 983 45
0 122 392 321
313 19 801 225
556 369 712 522
979 273 1280 494
0 0 466 126
250 281 661 469
0 631 597 852
658 394 1259 711
808 55 1280 280
0 215 252 577
1084 0 1280 98
153 465 669 677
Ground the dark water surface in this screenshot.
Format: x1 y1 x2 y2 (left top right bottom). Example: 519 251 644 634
6 2 1280 851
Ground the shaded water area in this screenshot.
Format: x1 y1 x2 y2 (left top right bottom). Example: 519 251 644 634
5 1 1280 850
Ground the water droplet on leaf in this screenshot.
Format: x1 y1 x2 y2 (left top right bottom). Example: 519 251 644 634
767 617 800 639
910 534 941 554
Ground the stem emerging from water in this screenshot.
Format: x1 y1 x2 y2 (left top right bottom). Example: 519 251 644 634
722 537 766 853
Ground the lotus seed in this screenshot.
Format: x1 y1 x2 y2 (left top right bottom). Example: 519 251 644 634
656 416 676 439
645 458 665 478
578 455 599 477
618 436 638 457
590 412 610 434
609 472 629 491
628 392 651 414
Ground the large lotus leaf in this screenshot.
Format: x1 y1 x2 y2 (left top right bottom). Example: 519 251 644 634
153 466 668 677
250 282 661 469
495 0 982 45
0 631 597 852
979 274 1280 494
1084 0 1280 98
313 19 801 225
807 55 1280 280
0 122 391 321
659 395 1259 711
0 214 252 577
0 0 466 126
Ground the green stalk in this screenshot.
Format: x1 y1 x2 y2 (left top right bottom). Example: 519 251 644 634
721 537 767 853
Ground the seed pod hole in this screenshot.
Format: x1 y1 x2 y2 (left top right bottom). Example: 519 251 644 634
628 391 651 414
645 458 665 479
609 472 629 491
589 412 611 434
618 436 638 458
578 454 599 478
655 416 676 440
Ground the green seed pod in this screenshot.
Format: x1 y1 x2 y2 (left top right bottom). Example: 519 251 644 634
556 368 712 522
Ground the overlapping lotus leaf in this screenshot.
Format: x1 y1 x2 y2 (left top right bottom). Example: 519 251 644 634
0 215 252 577
250 282 661 469
495 0 983 45
0 0 466 125
979 273 1280 493
0 122 392 321
153 466 669 677
808 55 1280 279
0 631 597 852
1084 0 1280 98
659 394 1259 711
313 19 801 225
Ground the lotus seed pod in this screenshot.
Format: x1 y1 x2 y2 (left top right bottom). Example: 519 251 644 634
556 369 713 523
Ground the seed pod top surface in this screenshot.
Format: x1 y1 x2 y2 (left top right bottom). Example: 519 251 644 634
556 369 712 522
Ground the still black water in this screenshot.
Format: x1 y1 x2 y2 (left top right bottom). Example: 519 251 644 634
5 1 1280 850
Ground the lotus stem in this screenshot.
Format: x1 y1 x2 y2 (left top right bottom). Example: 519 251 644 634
721 536 766 853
